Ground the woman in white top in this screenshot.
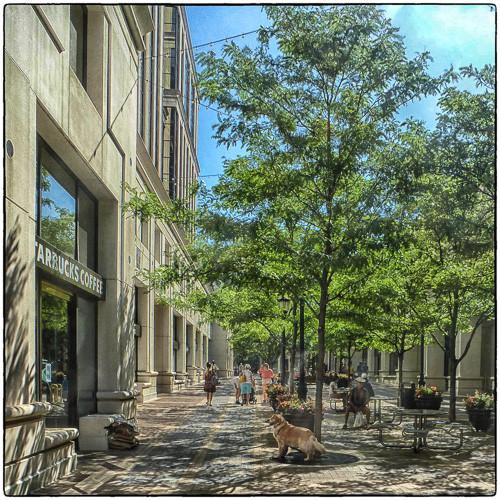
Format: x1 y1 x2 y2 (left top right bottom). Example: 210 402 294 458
240 364 254 406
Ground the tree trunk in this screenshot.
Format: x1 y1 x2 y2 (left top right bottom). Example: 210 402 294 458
288 305 298 394
397 351 405 403
314 280 328 441
448 292 459 422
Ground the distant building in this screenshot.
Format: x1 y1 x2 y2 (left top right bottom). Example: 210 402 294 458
209 324 235 377
4 5 229 494
325 321 495 395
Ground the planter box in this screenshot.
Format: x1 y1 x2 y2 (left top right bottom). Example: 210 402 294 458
467 409 493 432
282 413 316 432
414 397 442 410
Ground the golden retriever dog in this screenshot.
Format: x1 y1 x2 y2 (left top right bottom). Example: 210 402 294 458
269 413 327 461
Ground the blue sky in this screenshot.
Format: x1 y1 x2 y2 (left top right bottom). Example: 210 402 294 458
185 5 495 190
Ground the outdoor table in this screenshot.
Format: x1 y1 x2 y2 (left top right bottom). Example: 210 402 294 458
378 409 465 453
329 388 350 411
369 396 391 423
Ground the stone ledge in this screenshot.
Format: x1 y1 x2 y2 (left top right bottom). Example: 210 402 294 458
96 390 141 400
44 428 79 451
5 402 52 422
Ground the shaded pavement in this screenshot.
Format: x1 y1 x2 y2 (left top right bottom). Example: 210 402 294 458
33 380 495 496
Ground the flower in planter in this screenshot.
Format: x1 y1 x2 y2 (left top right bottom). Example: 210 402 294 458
276 397 327 415
463 391 494 411
414 385 443 399
275 393 293 404
266 384 289 399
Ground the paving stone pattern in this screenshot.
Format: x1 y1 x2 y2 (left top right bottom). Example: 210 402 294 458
33 381 496 496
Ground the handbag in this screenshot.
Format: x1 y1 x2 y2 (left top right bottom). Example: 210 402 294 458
212 373 220 386
354 412 364 427
239 374 246 383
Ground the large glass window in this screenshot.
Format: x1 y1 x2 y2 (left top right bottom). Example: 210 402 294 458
69 5 87 87
37 140 97 270
39 147 76 258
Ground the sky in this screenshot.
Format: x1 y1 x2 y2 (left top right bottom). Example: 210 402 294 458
185 4 495 191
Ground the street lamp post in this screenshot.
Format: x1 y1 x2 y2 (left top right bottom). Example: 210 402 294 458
297 297 307 401
277 297 292 384
418 332 426 387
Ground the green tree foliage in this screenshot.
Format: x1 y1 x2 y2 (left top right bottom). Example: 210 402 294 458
379 66 495 421
196 5 443 438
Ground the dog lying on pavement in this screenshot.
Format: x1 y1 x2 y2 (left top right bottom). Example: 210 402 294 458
269 413 327 461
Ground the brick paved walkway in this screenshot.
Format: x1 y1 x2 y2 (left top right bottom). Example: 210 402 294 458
33 381 496 496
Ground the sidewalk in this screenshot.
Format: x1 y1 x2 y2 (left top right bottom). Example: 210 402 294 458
33 380 495 496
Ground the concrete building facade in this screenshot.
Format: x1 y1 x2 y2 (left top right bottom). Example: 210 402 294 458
4 5 217 494
326 320 495 396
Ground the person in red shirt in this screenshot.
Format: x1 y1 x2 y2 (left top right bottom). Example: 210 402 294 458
258 363 274 403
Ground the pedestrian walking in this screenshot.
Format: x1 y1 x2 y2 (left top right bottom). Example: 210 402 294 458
212 359 220 371
240 364 255 406
258 363 274 404
232 373 242 404
203 362 216 406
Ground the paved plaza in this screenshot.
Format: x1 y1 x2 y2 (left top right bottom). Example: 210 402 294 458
33 380 495 496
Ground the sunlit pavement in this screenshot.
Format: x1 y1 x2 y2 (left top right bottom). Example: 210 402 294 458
33 380 495 496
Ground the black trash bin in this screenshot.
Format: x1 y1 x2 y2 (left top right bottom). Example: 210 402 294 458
400 382 416 409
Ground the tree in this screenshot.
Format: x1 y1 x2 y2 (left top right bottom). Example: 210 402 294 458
352 246 435 395
382 66 495 421
126 6 443 440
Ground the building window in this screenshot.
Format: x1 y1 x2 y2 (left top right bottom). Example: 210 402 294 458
39 147 76 258
164 6 177 32
138 52 145 139
167 108 177 200
69 5 87 88
190 84 196 137
184 60 190 119
36 139 97 269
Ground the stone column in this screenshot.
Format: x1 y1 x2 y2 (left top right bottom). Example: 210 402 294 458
366 350 377 377
425 333 446 391
377 352 391 383
155 304 175 393
203 335 208 367
186 323 196 382
175 315 187 381
456 322 483 396
402 346 420 383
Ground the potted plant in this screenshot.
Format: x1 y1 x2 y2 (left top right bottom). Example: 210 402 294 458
414 385 443 410
276 397 326 431
266 384 289 411
463 391 494 432
337 373 349 388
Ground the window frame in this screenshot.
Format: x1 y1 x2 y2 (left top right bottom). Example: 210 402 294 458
36 136 98 270
69 4 88 89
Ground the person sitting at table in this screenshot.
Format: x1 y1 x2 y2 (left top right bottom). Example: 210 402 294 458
361 373 375 397
343 377 370 429
328 374 339 397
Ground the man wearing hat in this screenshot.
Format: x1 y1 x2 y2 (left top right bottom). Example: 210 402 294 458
343 377 370 429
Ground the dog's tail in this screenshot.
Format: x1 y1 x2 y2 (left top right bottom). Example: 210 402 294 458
313 439 327 455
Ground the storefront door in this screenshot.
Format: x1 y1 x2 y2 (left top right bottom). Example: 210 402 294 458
40 281 76 427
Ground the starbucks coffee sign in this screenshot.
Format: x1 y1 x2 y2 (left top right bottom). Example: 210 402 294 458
35 236 105 299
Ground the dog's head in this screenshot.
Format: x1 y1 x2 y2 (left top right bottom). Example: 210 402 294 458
268 413 285 426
